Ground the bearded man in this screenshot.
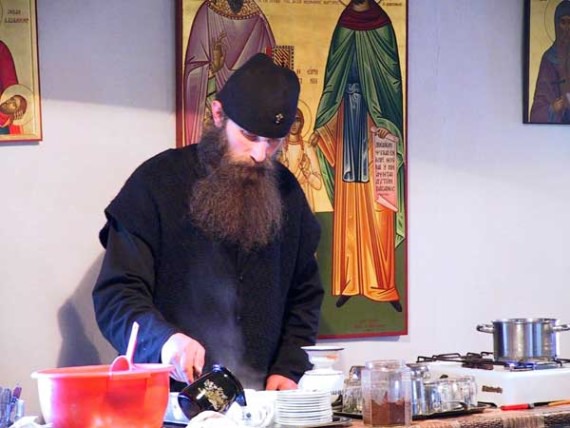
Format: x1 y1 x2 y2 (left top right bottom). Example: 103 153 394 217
93 53 324 392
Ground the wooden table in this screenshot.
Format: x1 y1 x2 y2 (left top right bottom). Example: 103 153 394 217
346 403 570 427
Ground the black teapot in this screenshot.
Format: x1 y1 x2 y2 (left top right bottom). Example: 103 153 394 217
177 365 247 420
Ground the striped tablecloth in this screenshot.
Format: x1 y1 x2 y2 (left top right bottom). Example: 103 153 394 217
348 403 570 428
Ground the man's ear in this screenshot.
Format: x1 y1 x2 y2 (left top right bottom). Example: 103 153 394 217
211 100 224 128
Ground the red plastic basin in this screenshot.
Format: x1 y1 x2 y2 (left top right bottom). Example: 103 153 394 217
32 363 172 428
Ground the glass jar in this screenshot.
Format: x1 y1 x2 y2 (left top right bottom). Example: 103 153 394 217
342 365 364 414
405 363 430 416
361 360 412 427
455 375 478 408
435 378 457 412
422 379 442 415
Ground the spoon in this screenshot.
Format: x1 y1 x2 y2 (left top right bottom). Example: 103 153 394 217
110 321 139 372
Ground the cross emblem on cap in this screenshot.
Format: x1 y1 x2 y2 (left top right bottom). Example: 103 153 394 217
274 113 284 124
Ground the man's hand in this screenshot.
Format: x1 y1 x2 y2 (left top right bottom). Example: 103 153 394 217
161 333 205 383
552 96 568 114
374 126 390 139
265 374 297 391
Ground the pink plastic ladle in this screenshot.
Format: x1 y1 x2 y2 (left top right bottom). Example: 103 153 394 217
110 321 139 372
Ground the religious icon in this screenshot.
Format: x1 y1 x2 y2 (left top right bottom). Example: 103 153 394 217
177 0 408 338
0 0 41 142
525 0 570 124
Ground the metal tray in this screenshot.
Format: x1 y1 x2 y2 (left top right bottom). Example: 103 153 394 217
334 404 490 421
163 416 353 428
274 416 352 427
412 404 490 420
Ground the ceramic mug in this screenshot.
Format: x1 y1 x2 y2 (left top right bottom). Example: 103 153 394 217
227 389 277 428
164 392 190 425
178 365 247 420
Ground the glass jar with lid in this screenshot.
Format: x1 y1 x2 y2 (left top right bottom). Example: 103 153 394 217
361 360 412 427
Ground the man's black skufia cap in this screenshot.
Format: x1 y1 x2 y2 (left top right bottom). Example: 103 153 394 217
216 53 300 139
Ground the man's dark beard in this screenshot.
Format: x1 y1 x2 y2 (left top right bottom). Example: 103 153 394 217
227 0 244 14
189 124 283 252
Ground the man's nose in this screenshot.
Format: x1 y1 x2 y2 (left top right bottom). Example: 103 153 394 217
250 142 268 163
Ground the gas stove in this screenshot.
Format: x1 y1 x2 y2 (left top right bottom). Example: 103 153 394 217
418 353 570 407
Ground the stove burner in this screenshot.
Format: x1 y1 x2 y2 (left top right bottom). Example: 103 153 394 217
417 353 570 371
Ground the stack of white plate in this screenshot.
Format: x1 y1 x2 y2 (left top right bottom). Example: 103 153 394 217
275 390 333 426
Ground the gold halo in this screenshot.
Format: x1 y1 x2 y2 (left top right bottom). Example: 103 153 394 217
544 0 565 42
297 98 313 140
1 84 34 126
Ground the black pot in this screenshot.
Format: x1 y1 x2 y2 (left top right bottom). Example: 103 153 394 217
177 365 247 420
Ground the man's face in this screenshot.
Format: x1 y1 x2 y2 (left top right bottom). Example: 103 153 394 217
224 118 285 164
559 15 570 42
0 96 21 115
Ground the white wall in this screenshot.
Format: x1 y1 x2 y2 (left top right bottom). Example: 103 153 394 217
1 0 569 417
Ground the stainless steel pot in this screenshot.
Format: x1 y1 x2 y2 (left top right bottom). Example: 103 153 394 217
476 318 570 363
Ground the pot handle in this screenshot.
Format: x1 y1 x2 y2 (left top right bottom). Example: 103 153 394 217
476 324 494 334
552 324 570 332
